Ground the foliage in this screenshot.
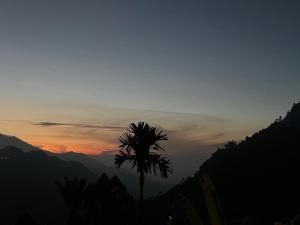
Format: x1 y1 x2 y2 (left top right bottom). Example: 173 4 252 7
115 122 172 178
56 174 135 225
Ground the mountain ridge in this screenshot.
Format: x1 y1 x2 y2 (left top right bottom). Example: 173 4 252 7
0 133 170 197
0 134 41 152
0 146 96 225
147 101 300 225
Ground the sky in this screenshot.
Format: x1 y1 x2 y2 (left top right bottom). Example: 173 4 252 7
0 0 299 158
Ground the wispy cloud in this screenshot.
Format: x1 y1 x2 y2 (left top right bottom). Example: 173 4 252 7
1 105 255 158
33 122 125 131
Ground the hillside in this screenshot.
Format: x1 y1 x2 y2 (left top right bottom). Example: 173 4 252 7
0 134 41 152
148 102 300 225
198 102 300 224
0 146 96 225
0 134 169 197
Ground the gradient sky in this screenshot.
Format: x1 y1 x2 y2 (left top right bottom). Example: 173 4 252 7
0 0 299 156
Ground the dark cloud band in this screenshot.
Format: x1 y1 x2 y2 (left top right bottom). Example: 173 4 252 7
33 122 125 131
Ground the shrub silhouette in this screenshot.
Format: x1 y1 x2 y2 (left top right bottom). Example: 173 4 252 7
15 213 41 225
56 174 134 225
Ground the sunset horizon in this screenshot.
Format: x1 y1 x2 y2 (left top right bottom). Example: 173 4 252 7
0 1 299 224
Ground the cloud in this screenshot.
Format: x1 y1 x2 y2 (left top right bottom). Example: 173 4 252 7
142 109 230 123
33 122 125 131
0 106 256 180
2 105 253 157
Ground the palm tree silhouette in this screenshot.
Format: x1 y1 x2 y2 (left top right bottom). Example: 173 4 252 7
114 122 172 223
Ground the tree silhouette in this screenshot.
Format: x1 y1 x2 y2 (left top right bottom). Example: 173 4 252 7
114 122 172 223
56 174 135 225
56 177 87 225
15 213 40 225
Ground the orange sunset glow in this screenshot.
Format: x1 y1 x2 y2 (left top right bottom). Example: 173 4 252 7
0 103 262 155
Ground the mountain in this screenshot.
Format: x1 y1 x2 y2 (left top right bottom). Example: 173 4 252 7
0 134 40 152
53 151 171 197
0 134 170 197
282 102 300 126
92 149 211 185
91 151 115 167
148 102 300 225
0 146 96 225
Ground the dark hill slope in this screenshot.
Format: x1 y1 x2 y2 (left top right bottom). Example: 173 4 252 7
0 134 40 152
150 102 300 225
0 147 96 225
199 111 300 224
0 133 169 198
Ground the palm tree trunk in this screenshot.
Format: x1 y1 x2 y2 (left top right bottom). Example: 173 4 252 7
139 172 145 225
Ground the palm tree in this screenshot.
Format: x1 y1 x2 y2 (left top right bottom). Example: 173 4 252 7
114 122 172 222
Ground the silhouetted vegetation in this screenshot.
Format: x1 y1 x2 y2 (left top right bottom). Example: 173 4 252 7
115 122 172 223
56 174 135 225
55 151 168 197
15 213 41 225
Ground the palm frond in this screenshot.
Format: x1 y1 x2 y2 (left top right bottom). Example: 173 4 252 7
157 156 172 178
115 122 171 178
119 132 136 151
145 153 172 178
114 150 136 169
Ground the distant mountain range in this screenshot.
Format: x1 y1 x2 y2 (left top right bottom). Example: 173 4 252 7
147 102 300 225
50 151 170 197
0 132 211 187
0 133 170 196
0 136 170 225
0 146 95 225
